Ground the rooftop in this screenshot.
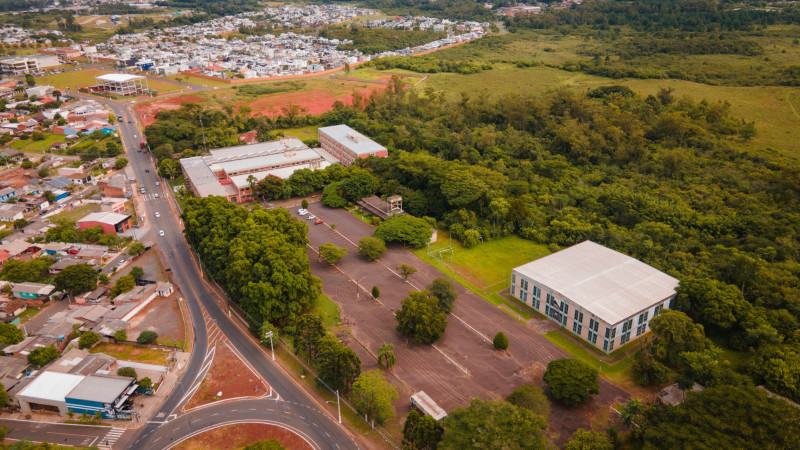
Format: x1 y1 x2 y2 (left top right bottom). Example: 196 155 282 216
319 124 386 155
77 211 130 225
512 241 679 325
96 73 145 83
66 374 135 403
180 156 231 197
17 371 85 403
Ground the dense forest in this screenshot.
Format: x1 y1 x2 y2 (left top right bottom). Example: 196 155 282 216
319 26 446 55
320 0 496 21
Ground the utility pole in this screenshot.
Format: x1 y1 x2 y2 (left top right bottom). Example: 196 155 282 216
336 390 341 424
356 277 366 299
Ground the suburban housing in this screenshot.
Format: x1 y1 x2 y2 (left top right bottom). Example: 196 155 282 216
77 211 132 234
509 241 679 353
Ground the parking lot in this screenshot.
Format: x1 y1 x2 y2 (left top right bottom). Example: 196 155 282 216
293 202 629 440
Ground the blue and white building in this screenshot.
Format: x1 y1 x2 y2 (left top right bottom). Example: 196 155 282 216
510 241 679 353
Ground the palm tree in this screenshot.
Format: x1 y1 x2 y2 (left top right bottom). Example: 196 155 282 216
378 343 396 370
247 175 258 201
620 397 644 429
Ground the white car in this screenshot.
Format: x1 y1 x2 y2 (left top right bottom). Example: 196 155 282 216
297 208 308 215
159 230 165 237
155 181 160 186
307 214 316 220
154 194 159 198
155 212 160 218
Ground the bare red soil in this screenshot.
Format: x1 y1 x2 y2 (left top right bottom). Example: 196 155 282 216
174 422 313 450
184 342 269 410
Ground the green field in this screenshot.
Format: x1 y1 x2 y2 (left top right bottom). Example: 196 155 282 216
9 133 64 153
167 73 230 88
36 68 112 91
274 125 318 141
412 231 551 287
91 342 169 365
312 294 341 328
49 203 101 223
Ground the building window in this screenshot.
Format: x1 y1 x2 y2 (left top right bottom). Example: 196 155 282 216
510 273 515 296
620 319 633 345
520 278 528 303
654 304 664 316
587 317 599 344
572 321 582 335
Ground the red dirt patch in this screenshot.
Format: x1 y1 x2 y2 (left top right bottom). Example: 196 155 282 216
0 167 36 189
173 422 312 450
244 85 387 118
185 342 269 410
134 94 203 127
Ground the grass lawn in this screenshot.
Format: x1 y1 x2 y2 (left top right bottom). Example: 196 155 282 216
274 125 318 141
91 342 169 365
412 231 551 287
18 307 40 324
312 294 341 328
35 68 112 91
9 134 64 153
144 77 184 95
708 334 752 371
49 203 101 223
167 175 185 189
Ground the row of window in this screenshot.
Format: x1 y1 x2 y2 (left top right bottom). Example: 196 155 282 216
512 273 665 352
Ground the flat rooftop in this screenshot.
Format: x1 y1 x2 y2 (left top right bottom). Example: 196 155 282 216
66 374 134 403
17 371 85 403
319 124 386 156
96 73 145 83
513 241 679 325
180 156 232 198
78 211 130 225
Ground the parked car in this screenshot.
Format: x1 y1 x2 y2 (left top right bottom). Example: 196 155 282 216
154 194 159 198
159 230 165 237
298 208 308 215
315 219 323 225
145 169 150 173
307 214 316 220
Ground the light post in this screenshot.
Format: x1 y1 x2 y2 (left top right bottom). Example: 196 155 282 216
356 277 366 299
262 330 274 361
465 355 468 375
326 391 342 424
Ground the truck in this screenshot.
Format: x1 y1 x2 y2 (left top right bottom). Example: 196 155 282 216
140 142 147 150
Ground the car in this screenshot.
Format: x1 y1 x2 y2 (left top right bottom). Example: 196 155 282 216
140 188 146 193
297 208 308 215
159 230 165 237
128 177 135 181
145 169 150 173
154 193 159 198
307 214 316 220
117 259 126 265
155 181 160 186
315 219 323 225
155 212 160 218
133 134 137 139
67 248 79 255
311 194 317 198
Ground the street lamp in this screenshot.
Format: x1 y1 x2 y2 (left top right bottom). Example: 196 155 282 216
326 391 342 424
262 330 274 361
356 277 366 299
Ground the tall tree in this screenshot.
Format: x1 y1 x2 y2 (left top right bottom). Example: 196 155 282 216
439 399 548 449
427 277 457 314
396 290 448 344
543 358 599 406
649 309 706 366
319 243 347 265
506 384 550 420
0 323 24 345
402 410 443 450
351 370 399 426
358 236 387 261
315 334 361 393
293 314 326 361
54 264 98 299
564 429 613 450
378 343 396 370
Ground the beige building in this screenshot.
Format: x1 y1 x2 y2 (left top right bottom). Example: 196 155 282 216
510 241 679 353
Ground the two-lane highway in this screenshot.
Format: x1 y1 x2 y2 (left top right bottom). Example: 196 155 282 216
102 100 359 449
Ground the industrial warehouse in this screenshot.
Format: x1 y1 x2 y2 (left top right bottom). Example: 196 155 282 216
509 241 680 353
180 125 387 202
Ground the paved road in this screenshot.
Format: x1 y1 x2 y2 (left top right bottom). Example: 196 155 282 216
99 101 358 449
21 297 69 335
0 419 117 448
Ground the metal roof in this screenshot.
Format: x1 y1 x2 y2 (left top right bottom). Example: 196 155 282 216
17 371 85 403
410 391 447 421
96 73 145 83
66 374 135 403
77 211 130 226
318 124 386 156
216 147 322 175
179 156 230 197
512 241 679 325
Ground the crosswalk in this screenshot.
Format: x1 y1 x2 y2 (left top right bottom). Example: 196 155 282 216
98 427 126 449
141 193 161 201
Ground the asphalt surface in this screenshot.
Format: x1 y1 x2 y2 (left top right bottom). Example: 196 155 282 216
0 419 121 448
2 95 359 449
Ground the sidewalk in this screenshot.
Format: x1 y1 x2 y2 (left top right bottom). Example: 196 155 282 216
117 351 191 429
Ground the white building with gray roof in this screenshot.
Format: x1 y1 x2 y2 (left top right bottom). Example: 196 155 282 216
510 240 679 353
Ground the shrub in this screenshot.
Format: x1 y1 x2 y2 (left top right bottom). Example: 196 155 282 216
117 367 137 378
137 331 158 344
493 332 509 350
78 330 100 349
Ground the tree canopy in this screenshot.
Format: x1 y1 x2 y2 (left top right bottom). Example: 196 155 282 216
439 399 548 449
183 196 320 324
506 384 550 420
0 322 24 345
351 370 399 426
543 358 599 406
375 215 433 248
54 264 99 297
358 236 387 261
403 409 444 450
396 290 449 344
428 277 457 314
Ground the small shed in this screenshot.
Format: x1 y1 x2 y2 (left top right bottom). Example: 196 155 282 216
410 391 447 421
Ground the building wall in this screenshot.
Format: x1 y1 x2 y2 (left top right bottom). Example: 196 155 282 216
509 269 673 353
318 130 387 167
77 218 130 234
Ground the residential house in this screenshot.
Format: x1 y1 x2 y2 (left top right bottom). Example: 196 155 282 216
77 212 131 235
97 174 129 198
0 186 17 202
156 282 174 297
12 282 56 303
100 198 126 213
0 298 26 319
